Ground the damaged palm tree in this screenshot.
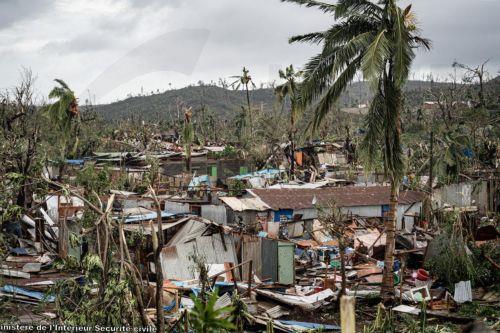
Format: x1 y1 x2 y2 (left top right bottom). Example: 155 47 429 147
284 0 431 302
45 79 81 178
231 67 256 143
183 106 194 173
275 65 303 179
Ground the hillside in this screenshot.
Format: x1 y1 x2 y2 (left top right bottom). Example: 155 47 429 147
92 78 498 122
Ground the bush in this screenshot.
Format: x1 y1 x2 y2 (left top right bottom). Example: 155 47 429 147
424 233 477 288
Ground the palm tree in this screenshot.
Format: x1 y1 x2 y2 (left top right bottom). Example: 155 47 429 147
231 67 256 142
45 79 80 177
46 79 79 132
274 65 303 178
282 0 430 301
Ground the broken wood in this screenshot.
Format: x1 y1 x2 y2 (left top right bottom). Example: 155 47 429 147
0 268 31 279
340 296 355 333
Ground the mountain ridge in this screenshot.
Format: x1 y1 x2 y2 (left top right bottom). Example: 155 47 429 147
92 78 499 122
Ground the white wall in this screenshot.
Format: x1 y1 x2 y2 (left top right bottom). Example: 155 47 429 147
433 181 487 213
397 203 422 232
341 205 381 219
342 203 422 231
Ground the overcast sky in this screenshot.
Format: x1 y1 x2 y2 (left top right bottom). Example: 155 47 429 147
1 0 499 103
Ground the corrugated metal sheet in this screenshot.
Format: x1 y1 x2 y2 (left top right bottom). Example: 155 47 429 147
201 205 227 225
294 208 318 220
123 219 187 235
219 197 270 212
160 218 238 281
278 242 295 285
165 201 190 214
454 281 472 303
284 221 304 238
123 211 177 223
249 186 425 210
261 239 278 281
433 181 487 213
242 236 262 279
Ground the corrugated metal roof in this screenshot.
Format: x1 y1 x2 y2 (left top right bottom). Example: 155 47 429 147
249 186 425 210
123 211 177 223
219 196 270 211
161 217 239 280
122 219 188 235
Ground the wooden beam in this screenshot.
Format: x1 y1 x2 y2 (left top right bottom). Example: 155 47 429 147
340 296 355 333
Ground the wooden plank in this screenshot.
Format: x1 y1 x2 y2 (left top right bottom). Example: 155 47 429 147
22 263 41 273
340 296 355 333
357 267 382 278
365 274 383 284
0 269 31 279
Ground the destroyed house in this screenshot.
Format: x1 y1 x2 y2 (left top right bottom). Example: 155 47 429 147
158 217 295 284
243 186 425 232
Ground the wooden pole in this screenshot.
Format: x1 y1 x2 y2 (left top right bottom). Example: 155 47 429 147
399 255 405 304
247 260 253 297
35 218 45 253
340 296 355 333
151 188 165 333
184 310 188 332
429 129 434 195
59 210 68 260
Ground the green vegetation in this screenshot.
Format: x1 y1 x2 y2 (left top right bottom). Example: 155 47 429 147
189 290 236 333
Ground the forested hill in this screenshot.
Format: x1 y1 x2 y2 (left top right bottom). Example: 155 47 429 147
92 78 498 122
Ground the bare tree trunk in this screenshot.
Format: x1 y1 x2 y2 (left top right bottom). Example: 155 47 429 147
118 222 150 327
245 85 252 141
185 145 191 173
428 130 434 194
59 212 68 260
339 241 347 297
151 189 165 333
381 179 399 302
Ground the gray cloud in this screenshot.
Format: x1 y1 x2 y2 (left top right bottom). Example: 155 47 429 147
41 33 114 54
84 29 210 100
0 0 53 30
0 0 499 102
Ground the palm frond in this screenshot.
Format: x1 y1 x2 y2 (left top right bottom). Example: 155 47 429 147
392 6 415 87
280 0 336 13
53 79 70 90
324 17 378 44
300 47 339 105
361 29 389 84
331 31 374 76
289 31 326 44
383 81 405 179
412 36 432 50
299 24 369 106
48 87 67 99
334 0 383 20
360 88 385 169
311 55 362 130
